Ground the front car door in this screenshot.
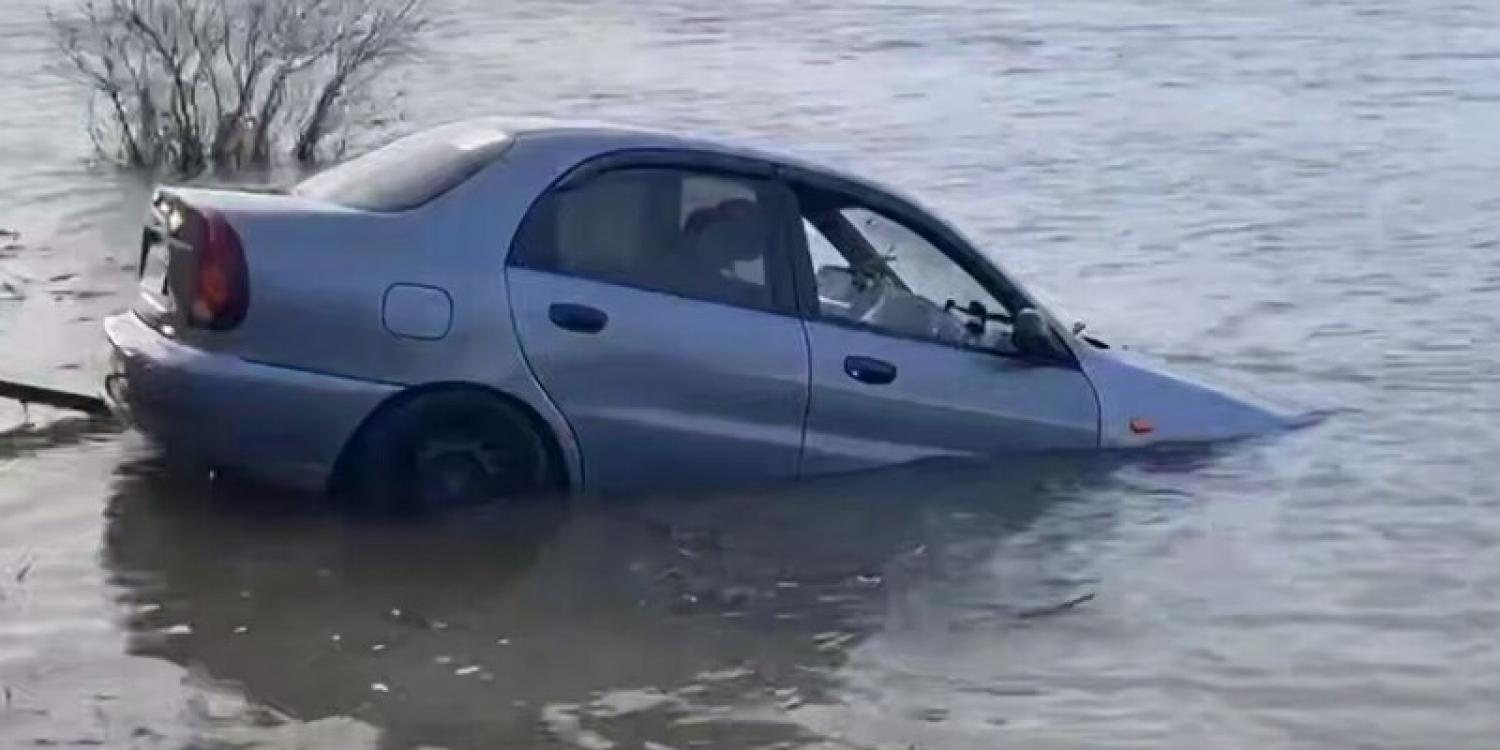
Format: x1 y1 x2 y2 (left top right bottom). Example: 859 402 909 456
506 158 810 491
786 177 1100 474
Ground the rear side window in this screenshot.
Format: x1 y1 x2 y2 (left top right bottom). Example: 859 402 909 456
512 167 794 312
295 124 513 212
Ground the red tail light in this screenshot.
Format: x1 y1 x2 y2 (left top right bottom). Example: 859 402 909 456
182 205 249 330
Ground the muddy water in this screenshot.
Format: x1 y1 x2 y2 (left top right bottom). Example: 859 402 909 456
3 0 1500 747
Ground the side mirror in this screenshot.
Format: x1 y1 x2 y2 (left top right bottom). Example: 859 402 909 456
1012 308 1067 363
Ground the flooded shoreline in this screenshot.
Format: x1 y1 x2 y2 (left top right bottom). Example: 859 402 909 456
5 0 1500 747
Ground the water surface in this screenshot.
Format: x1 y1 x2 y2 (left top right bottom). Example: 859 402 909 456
2 0 1499 747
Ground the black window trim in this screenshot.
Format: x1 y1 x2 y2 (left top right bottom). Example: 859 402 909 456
507 148 802 319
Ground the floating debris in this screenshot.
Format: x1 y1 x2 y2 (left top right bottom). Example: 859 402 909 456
370 644 386 652
232 626 248 634
914 707 949 723
162 624 192 636
814 632 856 651
48 288 112 301
693 666 752 684
370 683 389 693
454 666 481 676
816 593 863 604
1015 592 1096 620
386 606 448 630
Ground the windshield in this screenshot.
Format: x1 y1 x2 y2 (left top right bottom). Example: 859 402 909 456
294 122 513 212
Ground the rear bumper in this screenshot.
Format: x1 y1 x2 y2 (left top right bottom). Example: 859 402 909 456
103 312 399 493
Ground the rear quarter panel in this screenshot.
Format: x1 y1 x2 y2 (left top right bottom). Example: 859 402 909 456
174 136 656 489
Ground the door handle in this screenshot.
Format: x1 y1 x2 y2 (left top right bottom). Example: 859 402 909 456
548 303 608 334
844 355 897 385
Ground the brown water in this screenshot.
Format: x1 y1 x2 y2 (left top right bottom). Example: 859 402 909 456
3 0 1499 747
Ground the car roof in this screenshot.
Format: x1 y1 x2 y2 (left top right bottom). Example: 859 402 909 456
459 116 900 198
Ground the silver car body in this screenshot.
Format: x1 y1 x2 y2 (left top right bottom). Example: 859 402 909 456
103 118 1291 494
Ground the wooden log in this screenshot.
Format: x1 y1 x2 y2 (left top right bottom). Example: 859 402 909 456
0 379 111 417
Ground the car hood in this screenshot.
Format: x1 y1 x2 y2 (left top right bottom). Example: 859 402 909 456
1073 344 1297 447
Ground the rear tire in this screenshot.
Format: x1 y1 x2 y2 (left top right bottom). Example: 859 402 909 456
341 391 557 514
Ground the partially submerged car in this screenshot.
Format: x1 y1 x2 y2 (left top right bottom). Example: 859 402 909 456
104 117 1291 509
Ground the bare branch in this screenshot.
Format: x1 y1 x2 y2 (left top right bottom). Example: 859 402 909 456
294 0 425 163
47 0 427 177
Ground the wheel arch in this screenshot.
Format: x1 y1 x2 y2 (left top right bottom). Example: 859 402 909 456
329 381 573 496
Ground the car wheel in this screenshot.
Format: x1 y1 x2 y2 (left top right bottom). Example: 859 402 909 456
345 391 556 513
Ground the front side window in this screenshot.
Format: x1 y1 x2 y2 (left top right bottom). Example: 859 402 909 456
512 167 789 312
800 200 1017 352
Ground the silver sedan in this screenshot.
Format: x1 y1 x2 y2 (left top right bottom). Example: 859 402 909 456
103 118 1291 510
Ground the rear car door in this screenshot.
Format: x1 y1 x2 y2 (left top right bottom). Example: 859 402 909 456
789 184 1100 474
506 160 810 491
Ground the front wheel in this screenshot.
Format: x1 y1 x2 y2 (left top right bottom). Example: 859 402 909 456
341 391 558 513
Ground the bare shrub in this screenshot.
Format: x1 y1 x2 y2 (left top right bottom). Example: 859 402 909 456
47 0 427 177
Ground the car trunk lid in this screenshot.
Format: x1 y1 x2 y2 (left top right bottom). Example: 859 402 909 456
131 186 353 339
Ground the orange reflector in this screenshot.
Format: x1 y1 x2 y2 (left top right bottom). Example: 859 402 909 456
1129 417 1155 435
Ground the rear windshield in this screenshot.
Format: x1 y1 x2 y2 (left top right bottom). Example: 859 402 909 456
294 123 513 211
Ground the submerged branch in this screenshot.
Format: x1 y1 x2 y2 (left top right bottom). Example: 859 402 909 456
47 0 428 177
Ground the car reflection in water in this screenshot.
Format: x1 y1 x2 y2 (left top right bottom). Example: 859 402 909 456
98 448 1217 748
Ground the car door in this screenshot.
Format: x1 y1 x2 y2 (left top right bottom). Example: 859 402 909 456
505 160 810 491
788 183 1100 474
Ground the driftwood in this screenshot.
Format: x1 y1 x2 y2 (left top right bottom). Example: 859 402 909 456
1014 592 1096 620
0 379 111 417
